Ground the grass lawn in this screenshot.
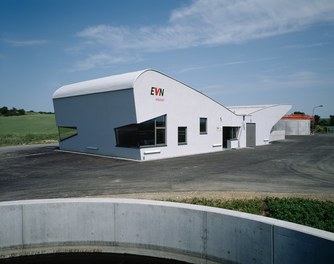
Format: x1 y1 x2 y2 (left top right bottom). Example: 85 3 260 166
168 197 334 232
0 113 58 146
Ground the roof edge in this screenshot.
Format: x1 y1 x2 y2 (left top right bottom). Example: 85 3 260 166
228 104 292 115
134 69 237 115
53 69 150 99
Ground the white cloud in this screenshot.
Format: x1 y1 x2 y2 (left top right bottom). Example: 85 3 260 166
170 0 334 45
258 70 327 91
177 57 278 74
205 70 331 98
70 52 142 71
281 42 330 49
72 0 334 70
5 39 49 47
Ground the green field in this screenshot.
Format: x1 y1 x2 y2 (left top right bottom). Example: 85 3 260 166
0 113 58 146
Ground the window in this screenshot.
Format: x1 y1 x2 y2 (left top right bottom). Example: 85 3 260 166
200 118 207 134
58 126 78 141
115 115 166 148
155 115 166 145
178 127 187 145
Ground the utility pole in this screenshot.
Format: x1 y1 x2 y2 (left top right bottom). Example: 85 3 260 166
312 105 323 134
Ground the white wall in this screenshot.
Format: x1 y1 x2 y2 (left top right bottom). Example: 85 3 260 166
133 70 242 160
248 105 292 146
269 130 286 142
53 89 141 160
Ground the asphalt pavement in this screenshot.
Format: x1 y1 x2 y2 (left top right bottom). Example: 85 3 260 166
0 135 333 201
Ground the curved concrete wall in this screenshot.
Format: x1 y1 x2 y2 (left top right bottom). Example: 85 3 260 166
0 198 333 264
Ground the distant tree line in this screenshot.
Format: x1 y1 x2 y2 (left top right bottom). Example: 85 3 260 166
0 106 54 116
316 115 334 126
0 106 25 116
293 111 334 126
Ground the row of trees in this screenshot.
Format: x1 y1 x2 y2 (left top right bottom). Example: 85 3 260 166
0 106 54 116
314 115 334 126
0 106 25 116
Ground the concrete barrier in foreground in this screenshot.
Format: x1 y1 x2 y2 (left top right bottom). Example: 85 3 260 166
0 198 333 264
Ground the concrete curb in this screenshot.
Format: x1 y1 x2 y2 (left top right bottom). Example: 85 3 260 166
1 198 333 263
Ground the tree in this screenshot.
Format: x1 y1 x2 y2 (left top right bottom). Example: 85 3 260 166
0 106 26 116
318 119 330 126
0 106 9 116
314 115 320 126
330 115 334 126
18 109 25 115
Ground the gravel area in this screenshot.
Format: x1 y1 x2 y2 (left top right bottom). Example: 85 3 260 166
1 135 333 202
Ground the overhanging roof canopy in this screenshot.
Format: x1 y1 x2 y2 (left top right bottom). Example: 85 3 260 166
53 70 147 99
228 105 283 115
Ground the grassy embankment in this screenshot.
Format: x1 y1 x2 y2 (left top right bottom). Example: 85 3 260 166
0 113 58 146
168 197 334 232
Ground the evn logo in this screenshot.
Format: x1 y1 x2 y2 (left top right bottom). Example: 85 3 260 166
150 87 164 97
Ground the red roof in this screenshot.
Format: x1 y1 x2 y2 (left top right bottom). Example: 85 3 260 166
281 114 314 120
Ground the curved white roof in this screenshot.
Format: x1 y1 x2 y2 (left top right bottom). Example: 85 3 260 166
53 69 148 99
227 104 283 115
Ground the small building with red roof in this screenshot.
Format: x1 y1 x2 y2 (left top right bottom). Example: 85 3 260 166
272 113 312 135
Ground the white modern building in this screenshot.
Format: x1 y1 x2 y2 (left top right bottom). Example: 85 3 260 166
53 69 291 161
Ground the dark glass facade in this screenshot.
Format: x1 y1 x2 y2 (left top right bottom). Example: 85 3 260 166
115 115 166 148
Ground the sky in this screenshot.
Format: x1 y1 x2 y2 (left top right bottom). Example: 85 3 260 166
1 0 334 117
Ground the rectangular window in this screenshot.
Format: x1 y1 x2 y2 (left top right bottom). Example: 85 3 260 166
200 118 207 134
178 127 187 145
156 128 166 145
115 115 166 148
58 126 78 141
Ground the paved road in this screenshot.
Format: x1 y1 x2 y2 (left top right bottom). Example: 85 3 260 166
0 135 333 201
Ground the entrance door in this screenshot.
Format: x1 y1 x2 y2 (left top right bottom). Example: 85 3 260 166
246 123 256 147
223 126 240 148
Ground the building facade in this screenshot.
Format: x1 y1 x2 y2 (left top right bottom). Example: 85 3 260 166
53 69 291 160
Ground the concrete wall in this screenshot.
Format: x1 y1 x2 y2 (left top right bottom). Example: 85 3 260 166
1 199 333 264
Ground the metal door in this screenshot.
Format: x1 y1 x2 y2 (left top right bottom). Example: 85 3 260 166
246 123 256 147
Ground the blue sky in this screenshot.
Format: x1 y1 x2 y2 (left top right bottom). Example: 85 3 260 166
1 0 333 117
